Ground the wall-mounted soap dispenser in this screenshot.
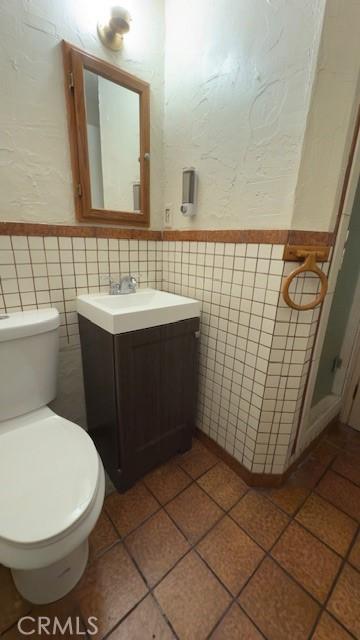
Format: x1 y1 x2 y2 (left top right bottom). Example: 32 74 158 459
180 167 197 217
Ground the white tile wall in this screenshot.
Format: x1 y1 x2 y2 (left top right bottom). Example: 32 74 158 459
162 240 327 474
0 236 162 350
0 234 327 475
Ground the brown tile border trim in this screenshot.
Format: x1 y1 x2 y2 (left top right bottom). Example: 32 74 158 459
195 416 337 487
0 221 335 245
195 428 283 488
288 230 335 246
0 221 161 240
163 229 335 245
162 229 289 244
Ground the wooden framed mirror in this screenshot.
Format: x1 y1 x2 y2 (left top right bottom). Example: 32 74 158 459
62 41 150 226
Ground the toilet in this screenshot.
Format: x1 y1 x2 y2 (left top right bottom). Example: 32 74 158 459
0 308 105 605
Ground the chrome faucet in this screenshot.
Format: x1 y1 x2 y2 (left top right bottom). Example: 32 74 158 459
108 275 138 295
119 274 138 294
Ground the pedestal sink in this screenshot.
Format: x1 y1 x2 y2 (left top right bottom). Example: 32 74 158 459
76 288 200 334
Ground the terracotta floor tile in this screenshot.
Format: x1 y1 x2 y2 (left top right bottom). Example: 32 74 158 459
176 438 218 479
262 483 310 515
197 462 248 510
0 627 23 639
0 626 25 639
312 612 353 640
272 521 341 602
210 603 263 640
126 510 189 587
1 617 88 640
1 594 86 639
0 565 30 634
326 423 360 452
107 595 175 639
316 470 360 521
73 543 147 639
143 461 191 504
197 516 264 595
332 452 360 487
154 551 231 640
296 493 357 556
290 457 327 489
348 531 360 571
0 627 22 639
327 563 360 638
312 440 339 466
326 423 351 447
27 599 87 640
230 491 289 550
105 483 159 536
239 558 319 640
89 510 119 561
165 483 223 544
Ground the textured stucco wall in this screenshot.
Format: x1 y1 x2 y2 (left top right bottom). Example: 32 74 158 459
2 0 358 234
0 0 164 228
163 0 326 230
291 0 360 232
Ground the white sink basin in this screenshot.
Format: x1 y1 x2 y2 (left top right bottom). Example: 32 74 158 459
76 288 200 334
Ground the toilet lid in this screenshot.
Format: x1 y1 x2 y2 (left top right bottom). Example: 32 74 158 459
0 413 99 545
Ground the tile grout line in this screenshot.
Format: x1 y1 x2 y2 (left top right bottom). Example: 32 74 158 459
99 457 224 637
170 442 360 638
4 433 360 639
103 439 360 638
114 443 358 637
307 518 360 640
219 437 360 639
103 454 237 638
264 443 360 640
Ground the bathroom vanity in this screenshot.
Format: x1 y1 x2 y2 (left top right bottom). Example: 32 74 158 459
77 290 200 491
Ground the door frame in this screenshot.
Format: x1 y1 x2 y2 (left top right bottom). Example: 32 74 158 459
333 264 360 397
341 316 360 429
295 111 360 454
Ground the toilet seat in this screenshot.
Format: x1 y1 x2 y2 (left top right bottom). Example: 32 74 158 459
0 407 100 547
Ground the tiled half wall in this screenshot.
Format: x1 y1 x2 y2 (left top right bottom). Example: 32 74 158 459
0 231 329 475
162 241 329 475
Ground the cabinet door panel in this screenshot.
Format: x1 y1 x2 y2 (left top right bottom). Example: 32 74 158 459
114 320 199 482
115 327 162 480
159 319 198 457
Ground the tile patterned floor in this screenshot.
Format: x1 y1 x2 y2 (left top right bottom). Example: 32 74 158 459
1 422 360 639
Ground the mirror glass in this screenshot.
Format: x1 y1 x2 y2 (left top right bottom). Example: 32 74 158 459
84 69 141 213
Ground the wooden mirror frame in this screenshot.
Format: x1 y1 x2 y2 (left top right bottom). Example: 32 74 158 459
62 41 150 226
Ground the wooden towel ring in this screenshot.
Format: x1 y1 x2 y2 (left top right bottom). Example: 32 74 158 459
282 252 328 311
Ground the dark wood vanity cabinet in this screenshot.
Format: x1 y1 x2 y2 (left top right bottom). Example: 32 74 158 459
78 315 200 491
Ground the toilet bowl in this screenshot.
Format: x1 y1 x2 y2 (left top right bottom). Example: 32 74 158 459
0 309 105 604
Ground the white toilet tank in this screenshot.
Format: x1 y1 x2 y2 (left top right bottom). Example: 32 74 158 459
0 309 60 422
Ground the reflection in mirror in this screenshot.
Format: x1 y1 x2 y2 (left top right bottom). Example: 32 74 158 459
62 42 150 226
84 69 141 212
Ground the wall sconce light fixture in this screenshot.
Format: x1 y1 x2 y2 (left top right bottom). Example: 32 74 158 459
97 6 131 51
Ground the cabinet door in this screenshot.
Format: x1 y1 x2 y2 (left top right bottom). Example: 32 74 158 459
160 318 199 458
115 326 162 481
114 319 198 483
